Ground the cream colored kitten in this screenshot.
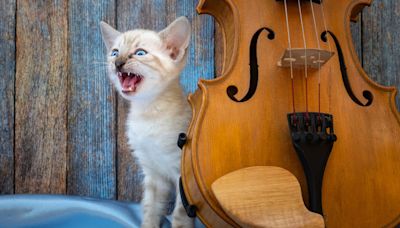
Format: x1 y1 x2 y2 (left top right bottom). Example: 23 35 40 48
100 17 193 228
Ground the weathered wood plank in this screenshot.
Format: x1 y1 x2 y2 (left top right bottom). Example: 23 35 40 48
115 0 215 202
175 0 215 94
67 0 117 199
362 0 400 109
0 0 16 194
14 0 68 194
350 13 363 64
214 22 224 78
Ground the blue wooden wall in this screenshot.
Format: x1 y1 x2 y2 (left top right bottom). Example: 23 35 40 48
0 0 399 202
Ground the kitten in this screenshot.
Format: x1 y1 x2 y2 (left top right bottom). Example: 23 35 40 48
100 17 193 228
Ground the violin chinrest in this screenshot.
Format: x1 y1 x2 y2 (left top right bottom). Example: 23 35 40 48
211 166 324 228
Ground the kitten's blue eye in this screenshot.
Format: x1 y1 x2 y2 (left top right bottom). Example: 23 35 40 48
111 49 119 57
134 49 147 56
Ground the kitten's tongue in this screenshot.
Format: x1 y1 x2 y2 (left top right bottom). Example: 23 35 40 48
122 76 140 91
119 72 142 92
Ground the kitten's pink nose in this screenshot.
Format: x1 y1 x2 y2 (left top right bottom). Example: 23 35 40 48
115 59 126 71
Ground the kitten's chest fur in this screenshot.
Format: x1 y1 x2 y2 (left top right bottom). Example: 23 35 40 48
125 81 191 178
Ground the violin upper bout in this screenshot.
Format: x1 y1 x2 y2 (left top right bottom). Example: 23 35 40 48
349 0 372 22
342 0 399 115
196 0 239 77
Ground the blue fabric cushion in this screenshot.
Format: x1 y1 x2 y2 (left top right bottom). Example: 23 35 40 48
0 194 205 228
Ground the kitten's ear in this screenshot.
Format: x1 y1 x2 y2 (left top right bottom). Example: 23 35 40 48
159 17 191 61
100 21 121 50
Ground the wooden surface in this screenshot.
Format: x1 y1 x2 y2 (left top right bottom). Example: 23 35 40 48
0 0 399 209
363 0 400 101
212 166 324 228
0 0 214 200
14 0 68 194
182 0 400 227
67 0 117 199
0 0 15 194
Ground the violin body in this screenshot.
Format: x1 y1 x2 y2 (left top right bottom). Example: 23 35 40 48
181 0 400 227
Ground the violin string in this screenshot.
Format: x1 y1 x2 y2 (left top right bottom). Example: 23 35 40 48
320 1 332 52
284 0 297 120
310 0 322 118
297 0 309 119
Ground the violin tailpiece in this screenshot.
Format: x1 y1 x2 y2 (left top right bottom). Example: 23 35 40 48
287 112 337 215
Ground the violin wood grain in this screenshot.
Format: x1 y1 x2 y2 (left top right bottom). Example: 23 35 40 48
182 0 400 227
212 166 324 228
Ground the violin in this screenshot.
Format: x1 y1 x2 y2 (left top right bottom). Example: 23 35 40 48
180 0 400 227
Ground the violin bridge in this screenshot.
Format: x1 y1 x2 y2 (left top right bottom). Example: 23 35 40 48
278 48 334 69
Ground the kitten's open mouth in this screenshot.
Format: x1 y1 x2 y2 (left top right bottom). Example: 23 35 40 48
118 72 143 93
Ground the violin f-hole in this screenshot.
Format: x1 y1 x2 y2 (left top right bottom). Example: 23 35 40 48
321 31 373 107
227 27 275 102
